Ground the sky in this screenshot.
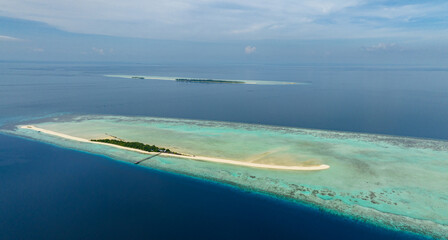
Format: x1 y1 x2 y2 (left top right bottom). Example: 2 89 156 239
1 0 448 64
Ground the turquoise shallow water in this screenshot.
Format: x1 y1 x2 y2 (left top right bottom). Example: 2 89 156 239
3 114 448 239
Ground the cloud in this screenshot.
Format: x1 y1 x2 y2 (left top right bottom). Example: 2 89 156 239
0 1 448 41
0 35 22 41
245 45 256 54
92 47 105 55
231 24 267 35
363 43 402 52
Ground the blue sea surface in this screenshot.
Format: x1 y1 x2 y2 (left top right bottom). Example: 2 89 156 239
1 61 446 239
1 62 448 139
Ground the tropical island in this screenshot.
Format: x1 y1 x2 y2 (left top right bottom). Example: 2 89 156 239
106 74 300 85
129 76 245 83
16 124 330 171
175 78 244 84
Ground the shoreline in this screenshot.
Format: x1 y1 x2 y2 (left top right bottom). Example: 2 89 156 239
20 125 330 171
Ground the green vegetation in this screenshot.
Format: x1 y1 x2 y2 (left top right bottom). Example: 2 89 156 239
176 78 243 84
131 76 145 79
91 139 179 154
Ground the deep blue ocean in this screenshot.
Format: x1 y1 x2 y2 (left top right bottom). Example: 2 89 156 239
2 61 447 239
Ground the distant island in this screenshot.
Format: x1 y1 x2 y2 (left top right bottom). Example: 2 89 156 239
130 76 243 83
107 75 300 85
92 139 179 154
175 78 243 84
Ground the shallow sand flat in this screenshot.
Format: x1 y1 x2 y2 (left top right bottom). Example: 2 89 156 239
4 114 448 239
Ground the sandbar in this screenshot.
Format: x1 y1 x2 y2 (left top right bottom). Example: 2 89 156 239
20 125 330 171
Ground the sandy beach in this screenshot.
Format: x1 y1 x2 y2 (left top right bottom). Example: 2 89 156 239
20 125 330 171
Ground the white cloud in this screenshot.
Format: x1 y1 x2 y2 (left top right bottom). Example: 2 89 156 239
0 35 22 41
230 24 268 35
0 1 447 41
245 45 256 54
